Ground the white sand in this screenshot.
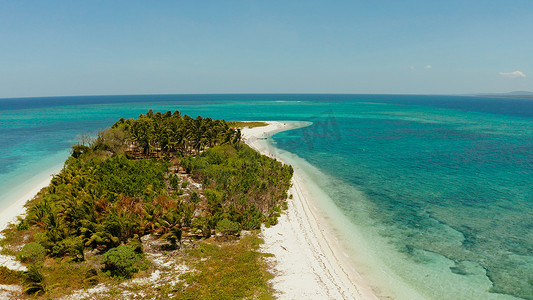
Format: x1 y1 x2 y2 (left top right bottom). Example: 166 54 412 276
242 122 379 300
0 176 55 273
0 177 54 233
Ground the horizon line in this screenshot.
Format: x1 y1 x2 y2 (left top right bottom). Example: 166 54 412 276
3 91 527 101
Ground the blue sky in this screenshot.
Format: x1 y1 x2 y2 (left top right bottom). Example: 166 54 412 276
0 1 531 97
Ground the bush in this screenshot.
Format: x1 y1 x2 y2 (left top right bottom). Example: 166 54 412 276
102 245 145 278
16 218 29 231
83 268 99 286
169 174 180 190
162 226 182 250
71 144 90 158
190 191 200 204
17 242 46 264
33 232 53 250
0 266 24 285
23 265 45 295
127 235 144 254
51 236 85 261
242 207 263 230
216 219 241 236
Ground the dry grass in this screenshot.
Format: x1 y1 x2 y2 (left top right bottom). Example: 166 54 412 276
0 231 274 299
0 266 23 285
0 224 38 256
174 234 274 300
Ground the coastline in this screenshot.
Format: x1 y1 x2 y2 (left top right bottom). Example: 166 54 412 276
0 178 50 233
242 122 379 300
0 165 64 233
0 167 63 275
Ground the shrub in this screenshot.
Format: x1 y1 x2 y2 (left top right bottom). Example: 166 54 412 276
265 206 282 227
0 266 24 285
51 236 84 261
241 207 263 230
169 174 180 190
191 216 214 238
71 144 90 158
16 218 29 231
23 265 45 295
190 191 200 204
162 226 182 250
127 235 144 254
216 219 241 236
102 245 145 278
17 242 46 264
33 232 53 250
83 268 99 286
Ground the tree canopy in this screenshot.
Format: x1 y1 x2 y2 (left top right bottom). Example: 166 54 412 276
20 111 292 261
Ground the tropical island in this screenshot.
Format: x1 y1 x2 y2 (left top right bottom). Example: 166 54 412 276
0 111 293 299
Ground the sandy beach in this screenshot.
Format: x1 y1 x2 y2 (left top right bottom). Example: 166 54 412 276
242 122 379 300
0 175 58 276
0 177 55 233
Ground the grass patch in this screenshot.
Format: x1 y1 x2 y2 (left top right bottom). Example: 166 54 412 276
228 121 269 129
0 225 37 256
176 234 274 300
0 232 275 299
0 266 24 285
39 260 97 299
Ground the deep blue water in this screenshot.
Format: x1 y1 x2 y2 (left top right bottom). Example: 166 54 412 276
2 94 532 119
0 94 531 299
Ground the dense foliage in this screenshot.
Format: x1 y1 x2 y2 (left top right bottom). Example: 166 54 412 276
10 111 293 295
17 243 46 264
26 155 171 253
108 109 241 157
23 265 45 295
102 245 147 278
183 144 293 229
0 266 23 285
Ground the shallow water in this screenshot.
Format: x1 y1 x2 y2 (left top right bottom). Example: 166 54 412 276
1 94 531 299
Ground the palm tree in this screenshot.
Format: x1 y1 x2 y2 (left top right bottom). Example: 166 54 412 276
162 225 182 250
23 265 45 295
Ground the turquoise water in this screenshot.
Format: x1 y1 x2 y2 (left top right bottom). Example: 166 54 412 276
1 95 532 299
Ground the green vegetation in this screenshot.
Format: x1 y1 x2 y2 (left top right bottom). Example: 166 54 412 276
0 266 23 285
23 265 45 295
183 144 292 226
17 243 46 264
216 219 241 236
176 235 273 299
102 245 147 278
228 121 269 129
0 111 292 298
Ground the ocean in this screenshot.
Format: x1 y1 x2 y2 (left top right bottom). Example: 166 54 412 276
0 94 531 299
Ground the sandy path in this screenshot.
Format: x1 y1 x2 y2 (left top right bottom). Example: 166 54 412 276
242 122 378 300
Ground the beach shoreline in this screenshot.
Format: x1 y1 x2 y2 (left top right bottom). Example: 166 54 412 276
242 121 379 300
0 179 52 233
0 167 63 233
0 172 61 274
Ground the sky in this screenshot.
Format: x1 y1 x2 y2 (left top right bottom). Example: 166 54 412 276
0 0 532 98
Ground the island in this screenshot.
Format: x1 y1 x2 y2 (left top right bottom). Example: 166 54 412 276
0 111 293 299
